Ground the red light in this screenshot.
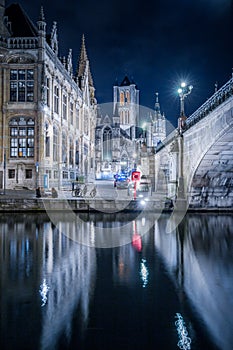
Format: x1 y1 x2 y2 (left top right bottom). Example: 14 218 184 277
132 234 142 252
131 171 141 182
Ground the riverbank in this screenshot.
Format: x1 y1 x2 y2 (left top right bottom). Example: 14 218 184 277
0 190 232 212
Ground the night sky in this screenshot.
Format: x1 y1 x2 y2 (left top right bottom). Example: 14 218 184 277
8 0 233 126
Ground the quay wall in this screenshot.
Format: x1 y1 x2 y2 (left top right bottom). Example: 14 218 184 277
0 198 232 212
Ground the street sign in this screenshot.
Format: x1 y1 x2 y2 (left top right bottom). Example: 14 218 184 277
131 171 140 182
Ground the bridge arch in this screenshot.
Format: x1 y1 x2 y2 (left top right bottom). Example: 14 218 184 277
189 127 233 207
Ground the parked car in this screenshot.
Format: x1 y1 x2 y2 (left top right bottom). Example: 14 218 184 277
114 174 130 189
128 175 151 198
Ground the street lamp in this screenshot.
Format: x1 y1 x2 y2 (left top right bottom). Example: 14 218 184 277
177 82 193 133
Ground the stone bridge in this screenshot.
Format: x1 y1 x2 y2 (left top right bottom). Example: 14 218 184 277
154 76 233 208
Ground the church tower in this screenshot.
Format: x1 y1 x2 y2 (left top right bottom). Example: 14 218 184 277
150 92 166 147
113 76 139 140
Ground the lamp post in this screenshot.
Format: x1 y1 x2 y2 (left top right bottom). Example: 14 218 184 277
177 82 193 134
175 82 193 212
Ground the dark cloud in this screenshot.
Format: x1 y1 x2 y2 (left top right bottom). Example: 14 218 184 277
8 0 233 125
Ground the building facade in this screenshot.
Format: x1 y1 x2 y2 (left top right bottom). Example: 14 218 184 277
0 1 96 190
95 76 140 179
95 76 166 179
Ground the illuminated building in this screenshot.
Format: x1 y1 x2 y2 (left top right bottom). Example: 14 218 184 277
0 1 96 190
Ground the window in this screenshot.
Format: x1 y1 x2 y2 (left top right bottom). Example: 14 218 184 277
9 117 34 158
103 127 112 161
46 170 52 179
54 86 59 113
53 126 58 162
76 104 79 129
69 138 74 165
45 136 50 157
10 69 34 102
62 94 67 119
62 171 68 179
45 77 50 106
8 169 15 179
62 132 67 164
120 91 124 105
70 102 74 125
25 169 32 179
126 90 130 103
75 140 79 165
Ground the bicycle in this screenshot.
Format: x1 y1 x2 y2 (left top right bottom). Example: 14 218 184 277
72 186 82 197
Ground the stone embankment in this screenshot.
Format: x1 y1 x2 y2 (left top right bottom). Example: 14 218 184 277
0 190 232 212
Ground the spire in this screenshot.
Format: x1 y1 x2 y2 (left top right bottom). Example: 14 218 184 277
155 92 160 113
37 6 46 34
39 6 45 21
76 34 93 87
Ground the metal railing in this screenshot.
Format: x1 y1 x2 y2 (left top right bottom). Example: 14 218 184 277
186 77 233 129
156 76 233 153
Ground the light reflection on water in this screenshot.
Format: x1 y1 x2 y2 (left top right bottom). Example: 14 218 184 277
0 212 232 350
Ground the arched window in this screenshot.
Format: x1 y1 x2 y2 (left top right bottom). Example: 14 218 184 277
126 90 130 103
120 91 124 106
53 126 58 161
9 117 34 158
103 127 112 161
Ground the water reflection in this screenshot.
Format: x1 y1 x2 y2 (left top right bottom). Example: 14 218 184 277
39 219 96 350
154 214 233 350
0 213 232 350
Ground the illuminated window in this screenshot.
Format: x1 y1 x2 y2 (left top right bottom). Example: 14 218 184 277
103 127 112 161
10 69 34 102
126 90 130 103
9 117 34 158
120 91 124 105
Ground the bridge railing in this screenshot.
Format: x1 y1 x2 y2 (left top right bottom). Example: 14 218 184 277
186 76 233 129
155 76 233 153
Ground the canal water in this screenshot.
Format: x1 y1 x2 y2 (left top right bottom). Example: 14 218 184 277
0 212 232 350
